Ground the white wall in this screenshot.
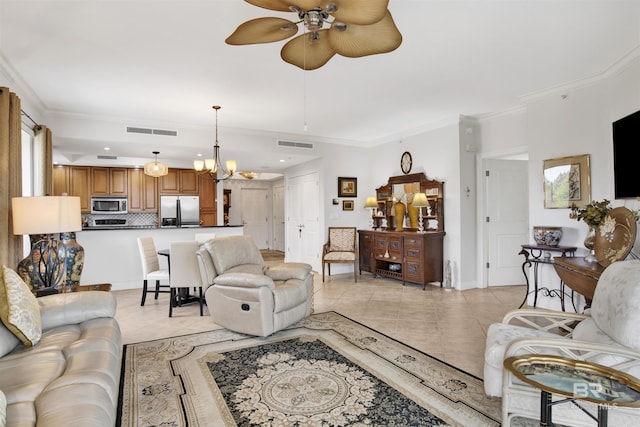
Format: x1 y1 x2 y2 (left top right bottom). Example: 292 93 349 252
368 122 463 287
476 52 640 307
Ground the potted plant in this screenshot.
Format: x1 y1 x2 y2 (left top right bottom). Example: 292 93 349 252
569 199 612 262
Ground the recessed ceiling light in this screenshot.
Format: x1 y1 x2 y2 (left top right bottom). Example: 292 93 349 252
279 159 285 163
104 147 110 151
196 153 203 157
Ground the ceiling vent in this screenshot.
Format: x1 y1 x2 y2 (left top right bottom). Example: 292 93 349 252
126 126 177 136
97 155 117 160
277 140 314 149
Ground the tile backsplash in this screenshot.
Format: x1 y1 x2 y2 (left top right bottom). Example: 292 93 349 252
83 212 158 228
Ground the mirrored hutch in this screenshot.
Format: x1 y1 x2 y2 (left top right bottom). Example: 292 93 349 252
358 172 445 289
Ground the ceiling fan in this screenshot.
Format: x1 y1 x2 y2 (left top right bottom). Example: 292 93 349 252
226 0 402 70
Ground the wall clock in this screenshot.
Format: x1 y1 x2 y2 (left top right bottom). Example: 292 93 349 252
401 151 412 174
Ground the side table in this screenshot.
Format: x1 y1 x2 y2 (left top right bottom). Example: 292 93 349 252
552 256 604 308
519 244 577 310
504 354 640 426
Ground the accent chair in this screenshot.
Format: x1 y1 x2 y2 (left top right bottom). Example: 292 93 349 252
321 226 358 282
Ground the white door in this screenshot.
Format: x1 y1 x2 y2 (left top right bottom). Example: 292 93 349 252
273 184 285 252
485 159 529 286
287 172 320 270
241 188 269 249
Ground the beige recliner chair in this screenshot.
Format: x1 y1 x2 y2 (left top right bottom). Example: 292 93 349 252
197 235 313 337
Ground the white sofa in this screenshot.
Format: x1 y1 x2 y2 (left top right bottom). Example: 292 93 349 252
484 259 640 426
0 282 121 427
196 235 313 337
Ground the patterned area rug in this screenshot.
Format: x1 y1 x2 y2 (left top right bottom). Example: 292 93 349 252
117 312 503 426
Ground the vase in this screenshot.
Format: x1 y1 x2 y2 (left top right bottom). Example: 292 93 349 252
408 203 419 229
16 233 65 292
583 226 597 263
394 201 406 231
58 232 85 292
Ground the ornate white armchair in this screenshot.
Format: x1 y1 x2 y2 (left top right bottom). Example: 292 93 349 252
484 260 640 426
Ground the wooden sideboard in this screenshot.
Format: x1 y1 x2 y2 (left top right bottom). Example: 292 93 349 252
358 230 445 289
552 256 605 303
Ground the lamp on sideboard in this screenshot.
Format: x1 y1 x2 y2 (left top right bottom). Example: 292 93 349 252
411 193 430 233
364 197 378 230
12 196 82 293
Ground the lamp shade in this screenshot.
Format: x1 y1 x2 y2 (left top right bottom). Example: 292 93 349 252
144 160 169 177
412 193 430 208
364 197 378 208
12 196 82 235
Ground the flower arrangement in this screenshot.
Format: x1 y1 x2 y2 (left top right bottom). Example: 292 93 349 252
569 199 612 229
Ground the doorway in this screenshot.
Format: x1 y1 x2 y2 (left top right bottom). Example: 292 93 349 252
241 188 270 249
482 154 529 287
286 171 320 271
273 183 285 252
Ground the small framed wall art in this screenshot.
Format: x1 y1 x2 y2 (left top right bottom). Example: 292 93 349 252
543 154 591 208
338 177 358 197
342 200 354 211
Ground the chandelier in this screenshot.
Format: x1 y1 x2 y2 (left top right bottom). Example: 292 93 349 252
144 151 169 177
194 105 237 182
239 171 259 180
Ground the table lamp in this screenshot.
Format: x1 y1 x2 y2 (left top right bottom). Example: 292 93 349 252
364 197 378 229
411 193 430 233
12 196 82 293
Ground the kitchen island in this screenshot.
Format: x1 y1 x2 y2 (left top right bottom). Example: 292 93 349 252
76 225 244 291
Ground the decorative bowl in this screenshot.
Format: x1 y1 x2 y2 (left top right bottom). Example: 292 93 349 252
532 226 562 247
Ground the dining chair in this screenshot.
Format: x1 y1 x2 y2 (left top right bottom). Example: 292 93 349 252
137 236 171 306
169 241 204 317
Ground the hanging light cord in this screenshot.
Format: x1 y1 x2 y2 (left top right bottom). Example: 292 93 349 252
303 28 308 132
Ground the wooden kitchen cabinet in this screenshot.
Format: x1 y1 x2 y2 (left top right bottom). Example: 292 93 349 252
159 169 199 195
198 176 217 226
53 165 69 197
128 168 158 212
91 167 128 195
69 166 92 213
53 165 92 213
358 230 445 289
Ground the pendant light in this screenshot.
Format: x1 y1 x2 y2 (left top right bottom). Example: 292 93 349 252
194 105 237 182
144 151 169 177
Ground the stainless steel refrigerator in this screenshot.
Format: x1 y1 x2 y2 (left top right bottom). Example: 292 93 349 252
160 196 200 227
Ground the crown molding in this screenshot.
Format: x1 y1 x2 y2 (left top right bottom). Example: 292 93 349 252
520 45 640 104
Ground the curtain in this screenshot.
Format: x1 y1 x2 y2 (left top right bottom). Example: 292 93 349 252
33 125 53 196
0 87 24 268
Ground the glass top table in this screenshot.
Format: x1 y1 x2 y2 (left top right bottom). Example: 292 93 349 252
504 354 640 426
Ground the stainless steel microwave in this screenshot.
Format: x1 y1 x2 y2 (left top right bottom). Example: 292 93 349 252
91 196 128 214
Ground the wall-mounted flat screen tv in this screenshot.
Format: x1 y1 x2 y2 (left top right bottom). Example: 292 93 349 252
612 109 640 199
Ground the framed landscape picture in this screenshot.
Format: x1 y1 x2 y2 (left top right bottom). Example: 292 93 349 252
342 200 354 211
543 154 591 208
338 177 357 197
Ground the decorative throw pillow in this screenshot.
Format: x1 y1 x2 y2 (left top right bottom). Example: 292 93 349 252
0 266 42 346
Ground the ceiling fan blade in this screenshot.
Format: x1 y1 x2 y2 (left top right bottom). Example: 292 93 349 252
322 0 389 25
281 30 336 70
246 0 321 12
226 17 298 45
329 11 402 57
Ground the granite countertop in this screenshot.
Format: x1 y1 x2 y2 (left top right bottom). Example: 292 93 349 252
81 225 243 231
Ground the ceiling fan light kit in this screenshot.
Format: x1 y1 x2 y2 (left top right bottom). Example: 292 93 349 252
226 0 402 70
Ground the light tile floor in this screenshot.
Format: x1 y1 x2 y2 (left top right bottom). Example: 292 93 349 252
114 268 525 379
